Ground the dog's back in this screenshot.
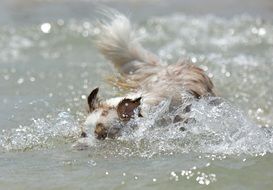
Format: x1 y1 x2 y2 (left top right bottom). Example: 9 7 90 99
96 11 215 100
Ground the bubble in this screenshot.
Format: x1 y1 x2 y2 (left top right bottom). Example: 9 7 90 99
3 75 10 80
87 160 97 167
93 27 100 34
225 72 231 77
40 23 51 33
82 30 89 37
29 77 36 82
191 57 197 63
83 21 91 29
17 78 24 84
258 28 266 36
57 19 64 26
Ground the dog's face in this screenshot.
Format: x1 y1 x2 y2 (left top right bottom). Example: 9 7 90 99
84 88 141 140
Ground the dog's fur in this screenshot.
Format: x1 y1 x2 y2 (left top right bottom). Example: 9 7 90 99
84 11 215 140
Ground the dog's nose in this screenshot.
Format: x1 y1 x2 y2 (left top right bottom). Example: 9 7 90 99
94 123 107 140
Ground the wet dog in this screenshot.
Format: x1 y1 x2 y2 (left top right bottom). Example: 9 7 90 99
83 11 215 140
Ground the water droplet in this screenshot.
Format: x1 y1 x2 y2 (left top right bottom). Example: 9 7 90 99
169 171 174 176
41 23 51 33
256 108 264 114
87 160 97 166
29 77 36 82
93 27 100 34
225 72 231 77
191 57 197 63
82 30 89 37
57 19 64 26
83 22 91 29
4 75 10 80
17 78 24 84
258 28 266 36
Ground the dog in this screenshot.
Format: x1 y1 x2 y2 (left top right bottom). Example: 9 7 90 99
83 11 215 140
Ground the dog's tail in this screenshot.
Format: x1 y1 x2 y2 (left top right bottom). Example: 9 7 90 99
96 10 162 74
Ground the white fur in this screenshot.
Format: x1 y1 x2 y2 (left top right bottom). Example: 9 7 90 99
105 97 124 107
105 93 143 107
85 110 102 128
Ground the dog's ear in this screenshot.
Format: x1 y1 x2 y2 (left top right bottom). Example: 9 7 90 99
117 97 141 121
87 87 99 112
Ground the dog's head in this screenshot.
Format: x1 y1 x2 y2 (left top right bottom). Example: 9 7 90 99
84 88 142 140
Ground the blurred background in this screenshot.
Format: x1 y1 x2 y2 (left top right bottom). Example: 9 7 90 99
1 0 273 25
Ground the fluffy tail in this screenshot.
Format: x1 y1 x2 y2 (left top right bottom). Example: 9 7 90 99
96 11 161 74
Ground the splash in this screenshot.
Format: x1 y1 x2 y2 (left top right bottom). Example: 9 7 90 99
73 97 273 158
0 14 272 158
0 112 81 151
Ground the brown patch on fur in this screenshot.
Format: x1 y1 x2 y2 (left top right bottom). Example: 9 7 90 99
94 123 107 140
101 110 109 116
117 97 141 121
106 62 215 100
107 75 138 91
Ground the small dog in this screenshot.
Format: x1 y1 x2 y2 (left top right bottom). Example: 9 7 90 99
84 11 215 140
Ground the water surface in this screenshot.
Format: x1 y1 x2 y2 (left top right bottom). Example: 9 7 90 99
0 0 273 189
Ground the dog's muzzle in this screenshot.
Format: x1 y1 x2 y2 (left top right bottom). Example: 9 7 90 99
94 123 121 140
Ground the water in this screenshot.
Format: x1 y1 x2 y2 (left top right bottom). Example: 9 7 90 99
1 0 273 189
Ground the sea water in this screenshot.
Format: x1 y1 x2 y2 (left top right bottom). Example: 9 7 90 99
0 0 273 189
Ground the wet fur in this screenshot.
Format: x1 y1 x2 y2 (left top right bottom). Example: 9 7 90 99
84 11 216 139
